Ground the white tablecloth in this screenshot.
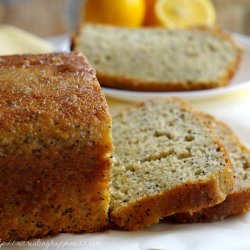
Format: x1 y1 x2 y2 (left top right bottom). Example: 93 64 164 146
3 87 246 250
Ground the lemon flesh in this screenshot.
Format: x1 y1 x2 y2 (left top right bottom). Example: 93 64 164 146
156 0 216 29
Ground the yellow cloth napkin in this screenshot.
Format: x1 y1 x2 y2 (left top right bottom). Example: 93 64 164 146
0 25 54 55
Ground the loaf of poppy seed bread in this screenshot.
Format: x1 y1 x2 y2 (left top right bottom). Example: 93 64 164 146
0 53 113 241
72 24 241 91
169 113 250 223
110 98 234 230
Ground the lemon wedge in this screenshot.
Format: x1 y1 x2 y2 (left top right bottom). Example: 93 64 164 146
155 0 216 29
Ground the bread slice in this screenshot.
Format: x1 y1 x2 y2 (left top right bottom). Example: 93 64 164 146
169 114 250 222
72 24 241 92
110 98 234 230
0 53 113 241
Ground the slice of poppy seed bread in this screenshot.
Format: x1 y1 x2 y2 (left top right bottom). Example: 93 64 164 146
72 24 241 92
110 98 234 230
169 113 250 223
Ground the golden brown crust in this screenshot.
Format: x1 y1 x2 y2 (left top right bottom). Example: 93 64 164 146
168 188 250 223
97 72 227 92
168 114 250 223
0 53 113 241
0 52 88 67
110 98 234 230
110 166 234 230
72 27 242 92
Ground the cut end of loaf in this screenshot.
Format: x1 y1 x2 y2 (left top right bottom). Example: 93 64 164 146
110 98 234 230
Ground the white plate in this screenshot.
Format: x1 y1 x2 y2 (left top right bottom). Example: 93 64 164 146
102 34 250 102
2 215 250 250
48 34 71 52
2 33 249 250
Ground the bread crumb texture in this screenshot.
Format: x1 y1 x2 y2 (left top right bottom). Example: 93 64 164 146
75 24 241 91
110 98 234 230
170 114 250 223
206 116 250 192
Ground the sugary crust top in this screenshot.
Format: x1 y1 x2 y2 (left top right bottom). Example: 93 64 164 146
0 52 112 156
0 52 91 68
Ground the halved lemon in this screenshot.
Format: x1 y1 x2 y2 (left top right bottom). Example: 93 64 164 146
155 0 216 29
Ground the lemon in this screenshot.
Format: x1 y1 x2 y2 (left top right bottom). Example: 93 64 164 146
155 0 216 29
84 0 145 28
